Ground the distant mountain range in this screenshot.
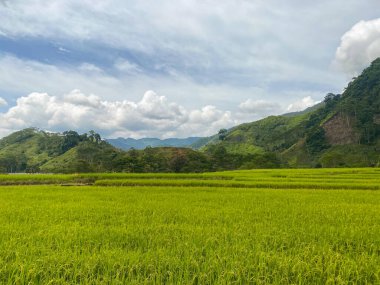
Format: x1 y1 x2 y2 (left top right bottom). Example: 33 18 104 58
1 58 380 172
106 137 205 150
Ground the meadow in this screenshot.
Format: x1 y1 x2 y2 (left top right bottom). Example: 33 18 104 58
0 168 379 284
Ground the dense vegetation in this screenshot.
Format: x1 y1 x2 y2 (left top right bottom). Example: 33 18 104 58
338 59 380 144
0 168 379 283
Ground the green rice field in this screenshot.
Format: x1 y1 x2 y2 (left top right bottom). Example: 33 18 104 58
0 168 379 284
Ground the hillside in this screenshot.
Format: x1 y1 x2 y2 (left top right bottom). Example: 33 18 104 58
204 58 380 167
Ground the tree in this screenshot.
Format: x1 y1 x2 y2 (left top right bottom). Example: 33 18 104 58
88 130 102 144
125 148 143 172
305 127 329 154
170 152 187 172
218 129 228 141
324 93 341 110
61 131 81 153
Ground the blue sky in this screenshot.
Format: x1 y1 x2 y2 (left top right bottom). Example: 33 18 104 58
0 0 380 138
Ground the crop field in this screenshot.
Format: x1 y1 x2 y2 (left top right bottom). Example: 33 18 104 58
0 168 379 284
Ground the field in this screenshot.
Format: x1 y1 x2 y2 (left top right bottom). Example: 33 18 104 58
0 169 379 284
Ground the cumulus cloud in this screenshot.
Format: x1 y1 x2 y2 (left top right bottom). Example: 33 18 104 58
0 90 236 139
287 96 316 112
0 88 329 139
0 97 7 106
335 18 380 75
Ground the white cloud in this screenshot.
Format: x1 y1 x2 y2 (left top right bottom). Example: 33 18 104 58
0 97 7 106
0 88 334 139
239 99 282 115
335 18 380 75
0 90 236 139
287 96 316 112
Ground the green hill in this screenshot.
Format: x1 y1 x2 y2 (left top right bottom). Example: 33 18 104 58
204 58 380 167
0 129 118 173
0 128 71 172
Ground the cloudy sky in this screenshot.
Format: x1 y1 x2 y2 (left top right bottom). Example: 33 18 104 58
0 0 379 138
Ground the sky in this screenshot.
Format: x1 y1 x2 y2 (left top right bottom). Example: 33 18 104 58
0 0 380 138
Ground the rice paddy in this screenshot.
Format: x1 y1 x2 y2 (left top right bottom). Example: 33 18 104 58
0 168 379 284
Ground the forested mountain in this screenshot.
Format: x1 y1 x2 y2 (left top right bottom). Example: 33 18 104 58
206 58 380 167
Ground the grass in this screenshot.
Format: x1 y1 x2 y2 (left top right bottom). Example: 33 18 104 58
0 168 379 283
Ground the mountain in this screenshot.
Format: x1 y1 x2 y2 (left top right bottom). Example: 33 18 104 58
204 58 380 167
107 137 204 150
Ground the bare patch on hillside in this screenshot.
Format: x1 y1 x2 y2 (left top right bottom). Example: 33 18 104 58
323 113 359 145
